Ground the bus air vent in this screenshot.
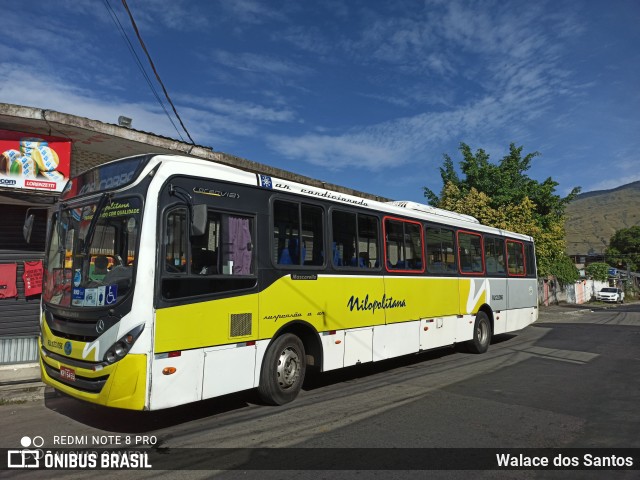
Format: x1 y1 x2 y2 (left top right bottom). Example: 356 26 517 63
230 313 252 337
387 201 479 224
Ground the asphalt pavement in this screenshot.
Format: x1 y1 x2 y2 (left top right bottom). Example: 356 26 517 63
0 300 635 404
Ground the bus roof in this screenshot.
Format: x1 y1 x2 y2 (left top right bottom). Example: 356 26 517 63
77 153 535 242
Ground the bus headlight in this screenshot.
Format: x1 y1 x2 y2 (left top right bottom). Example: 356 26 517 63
114 343 126 357
103 324 144 364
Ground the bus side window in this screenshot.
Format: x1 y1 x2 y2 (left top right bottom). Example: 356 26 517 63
506 240 525 276
384 218 424 272
273 200 324 267
426 227 456 274
190 211 254 276
331 211 380 269
458 231 484 274
162 206 256 299
484 236 505 274
525 243 536 277
358 214 379 268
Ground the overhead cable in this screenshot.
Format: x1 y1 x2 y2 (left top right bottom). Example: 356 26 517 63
102 0 186 142
120 0 196 145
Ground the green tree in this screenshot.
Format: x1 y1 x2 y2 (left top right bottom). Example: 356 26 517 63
585 262 610 282
606 226 640 271
424 143 581 284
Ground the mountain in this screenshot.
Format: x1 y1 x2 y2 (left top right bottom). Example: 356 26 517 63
565 181 640 256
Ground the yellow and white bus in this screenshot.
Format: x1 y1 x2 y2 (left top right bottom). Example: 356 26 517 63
38 154 538 410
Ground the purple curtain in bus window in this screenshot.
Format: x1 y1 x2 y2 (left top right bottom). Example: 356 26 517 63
227 217 252 274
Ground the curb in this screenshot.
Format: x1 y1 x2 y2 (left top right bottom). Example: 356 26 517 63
0 381 45 404
0 363 44 405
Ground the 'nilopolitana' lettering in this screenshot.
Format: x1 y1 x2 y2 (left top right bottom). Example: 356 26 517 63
347 294 406 314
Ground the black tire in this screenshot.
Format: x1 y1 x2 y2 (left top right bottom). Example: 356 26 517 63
258 333 306 405
466 311 491 354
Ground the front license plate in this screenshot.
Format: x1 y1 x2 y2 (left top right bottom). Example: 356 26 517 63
60 366 76 382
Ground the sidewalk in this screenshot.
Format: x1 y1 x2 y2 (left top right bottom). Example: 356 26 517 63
0 362 44 404
538 299 637 314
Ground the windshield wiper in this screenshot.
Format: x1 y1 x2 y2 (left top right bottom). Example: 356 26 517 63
56 202 67 270
82 193 112 255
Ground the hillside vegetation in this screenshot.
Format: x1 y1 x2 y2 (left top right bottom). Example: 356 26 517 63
565 181 640 255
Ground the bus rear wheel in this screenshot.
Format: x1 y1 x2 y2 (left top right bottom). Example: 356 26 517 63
466 311 491 354
258 333 306 405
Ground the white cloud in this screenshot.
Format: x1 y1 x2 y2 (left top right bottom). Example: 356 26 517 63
220 0 289 25
266 71 573 174
267 132 399 171
0 64 188 140
126 0 210 32
178 95 295 123
211 50 313 77
585 175 640 193
0 63 297 149
265 1 584 173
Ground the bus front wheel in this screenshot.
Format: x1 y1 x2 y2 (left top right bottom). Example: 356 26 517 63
466 311 491 354
258 333 306 405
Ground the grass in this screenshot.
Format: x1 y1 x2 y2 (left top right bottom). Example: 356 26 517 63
0 398 27 406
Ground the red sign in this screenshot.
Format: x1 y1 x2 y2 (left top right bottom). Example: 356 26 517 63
25 179 57 190
0 263 18 299
0 129 71 193
23 261 43 297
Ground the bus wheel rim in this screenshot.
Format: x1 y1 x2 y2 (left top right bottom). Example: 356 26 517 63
277 346 300 390
477 321 488 344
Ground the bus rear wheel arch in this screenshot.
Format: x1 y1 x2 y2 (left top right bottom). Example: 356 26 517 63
258 333 306 405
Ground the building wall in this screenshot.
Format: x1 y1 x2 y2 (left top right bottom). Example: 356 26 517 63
71 149 114 177
538 278 609 306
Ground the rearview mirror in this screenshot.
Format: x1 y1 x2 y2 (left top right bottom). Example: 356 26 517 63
23 214 35 244
191 204 207 236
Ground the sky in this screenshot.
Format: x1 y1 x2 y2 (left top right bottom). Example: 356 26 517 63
1 0 639 203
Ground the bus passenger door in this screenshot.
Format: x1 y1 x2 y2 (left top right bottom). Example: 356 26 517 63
154 204 260 407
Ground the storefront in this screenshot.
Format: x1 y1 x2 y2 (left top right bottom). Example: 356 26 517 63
0 130 71 363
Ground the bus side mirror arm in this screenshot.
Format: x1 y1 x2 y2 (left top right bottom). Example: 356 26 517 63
169 184 207 236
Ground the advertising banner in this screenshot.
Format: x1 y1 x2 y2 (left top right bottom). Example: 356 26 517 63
0 129 71 193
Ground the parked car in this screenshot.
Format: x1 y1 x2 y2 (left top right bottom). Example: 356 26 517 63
595 287 625 303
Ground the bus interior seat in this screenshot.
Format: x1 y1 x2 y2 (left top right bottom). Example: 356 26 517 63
279 246 293 264
332 242 342 266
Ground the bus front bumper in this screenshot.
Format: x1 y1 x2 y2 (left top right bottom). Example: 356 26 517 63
40 338 147 410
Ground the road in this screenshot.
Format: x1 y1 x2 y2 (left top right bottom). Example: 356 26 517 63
1 304 639 479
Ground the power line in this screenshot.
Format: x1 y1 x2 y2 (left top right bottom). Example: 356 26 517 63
102 0 186 142
120 0 196 145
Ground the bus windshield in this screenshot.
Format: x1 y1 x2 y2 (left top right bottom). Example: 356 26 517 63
43 196 142 308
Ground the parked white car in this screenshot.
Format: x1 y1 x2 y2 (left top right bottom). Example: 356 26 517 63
595 287 624 303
